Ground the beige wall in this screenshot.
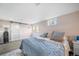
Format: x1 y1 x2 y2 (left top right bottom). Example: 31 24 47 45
33 11 79 36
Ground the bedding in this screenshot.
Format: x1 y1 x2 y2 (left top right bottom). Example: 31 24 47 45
20 37 65 56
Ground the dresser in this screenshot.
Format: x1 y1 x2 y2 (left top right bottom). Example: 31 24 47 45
73 41 79 56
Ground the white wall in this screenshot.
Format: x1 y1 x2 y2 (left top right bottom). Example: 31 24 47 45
20 24 32 39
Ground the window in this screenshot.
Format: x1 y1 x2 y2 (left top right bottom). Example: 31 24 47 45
47 17 58 26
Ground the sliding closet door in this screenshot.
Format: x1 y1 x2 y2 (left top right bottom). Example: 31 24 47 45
10 23 20 41
10 23 32 41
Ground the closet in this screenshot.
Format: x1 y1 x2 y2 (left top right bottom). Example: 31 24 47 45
0 20 32 43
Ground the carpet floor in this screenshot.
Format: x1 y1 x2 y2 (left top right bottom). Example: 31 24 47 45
1 49 23 56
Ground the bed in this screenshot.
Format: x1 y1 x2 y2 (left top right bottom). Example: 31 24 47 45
20 36 70 56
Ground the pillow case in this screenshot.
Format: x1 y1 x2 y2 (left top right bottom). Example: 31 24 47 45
40 33 48 38
50 31 65 42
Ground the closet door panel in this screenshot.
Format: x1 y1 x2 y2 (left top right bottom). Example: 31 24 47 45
10 23 20 41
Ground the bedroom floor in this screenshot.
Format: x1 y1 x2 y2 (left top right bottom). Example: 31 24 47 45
1 49 23 56
1 49 73 56
0 49 74 56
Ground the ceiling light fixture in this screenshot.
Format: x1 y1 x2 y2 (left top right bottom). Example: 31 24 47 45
35 3 40 6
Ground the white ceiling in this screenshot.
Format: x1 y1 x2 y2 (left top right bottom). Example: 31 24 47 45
0 3 79 24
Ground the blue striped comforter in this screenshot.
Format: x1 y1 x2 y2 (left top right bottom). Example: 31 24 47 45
20 37 64 56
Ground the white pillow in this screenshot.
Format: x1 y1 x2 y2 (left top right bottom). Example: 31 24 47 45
31 32 42 37
31 32 48 38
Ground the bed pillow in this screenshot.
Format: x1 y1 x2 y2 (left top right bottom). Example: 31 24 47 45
50 31 65 42
31 32 41 37
40 33 48 38
31 32 48 38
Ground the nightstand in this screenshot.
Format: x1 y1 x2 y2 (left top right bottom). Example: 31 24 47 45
73 41 79 56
